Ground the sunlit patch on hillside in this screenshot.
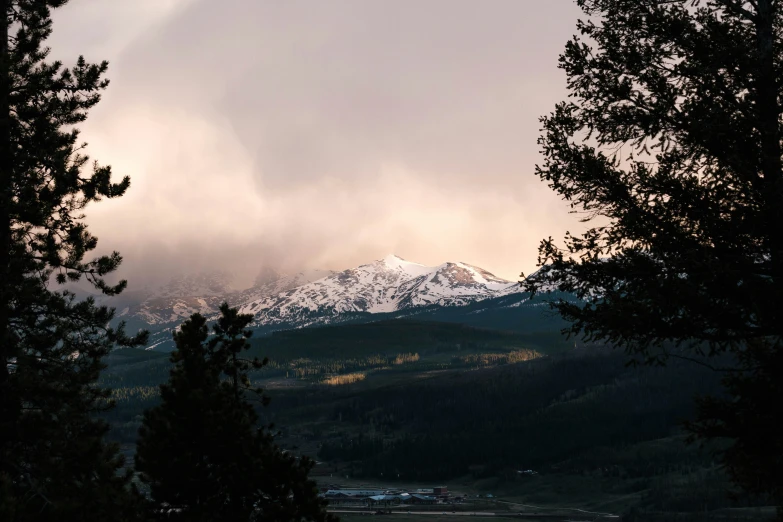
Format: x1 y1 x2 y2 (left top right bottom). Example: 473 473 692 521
321 372 367 386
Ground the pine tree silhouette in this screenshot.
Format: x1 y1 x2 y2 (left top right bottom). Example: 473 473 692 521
0 1 148 520
526 0 783 514
136 305 335 522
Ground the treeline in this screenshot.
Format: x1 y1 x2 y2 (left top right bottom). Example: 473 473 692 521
99 341 546 442
451 348 539 367
247 319 558 360
263 351 424 379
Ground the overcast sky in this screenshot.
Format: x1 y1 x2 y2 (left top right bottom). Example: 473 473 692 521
49 0 585 289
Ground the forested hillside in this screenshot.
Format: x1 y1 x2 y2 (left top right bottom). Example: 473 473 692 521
311 350 723 479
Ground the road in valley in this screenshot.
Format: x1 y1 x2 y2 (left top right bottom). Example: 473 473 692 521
328 510 607 519
329 511 498 516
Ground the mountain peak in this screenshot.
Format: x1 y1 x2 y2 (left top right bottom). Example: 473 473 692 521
379 254 432 275
232 255 521 328
382 253 405 263
381 254 416 267
116 256 523 347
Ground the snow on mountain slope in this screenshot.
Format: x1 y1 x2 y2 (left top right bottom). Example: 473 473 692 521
116 269 337 327
236 255 521 328
107 256 524 347
132 296 224 325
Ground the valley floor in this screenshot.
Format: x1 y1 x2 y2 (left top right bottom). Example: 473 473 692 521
309 466 777 521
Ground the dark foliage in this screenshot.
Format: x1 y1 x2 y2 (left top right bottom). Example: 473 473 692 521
685 338 783 504
135 305 334 522
314 351 724 481
524 0 783 512
0 1 148 519
101 331 758 514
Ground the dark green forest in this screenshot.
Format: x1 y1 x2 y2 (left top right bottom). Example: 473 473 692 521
313 351 721 479
96 318 772 517
99 320 551 442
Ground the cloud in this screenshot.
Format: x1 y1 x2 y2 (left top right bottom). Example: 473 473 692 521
53 0 585 288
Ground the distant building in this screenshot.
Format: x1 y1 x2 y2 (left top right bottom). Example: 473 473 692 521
324 489 385 498
409 494 437 505
324 486 450 507
368 495 402 507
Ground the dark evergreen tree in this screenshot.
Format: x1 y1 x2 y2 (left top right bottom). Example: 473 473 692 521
211 303 268 401
525 0 783 513
135 306 334 522
0 1 148 519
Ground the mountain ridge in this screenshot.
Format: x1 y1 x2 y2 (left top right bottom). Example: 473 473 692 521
235 255 520 328
105 254 527 349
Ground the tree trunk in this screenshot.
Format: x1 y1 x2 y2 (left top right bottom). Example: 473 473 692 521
0 0 14 476
232 351 239 400
756 0 783 320
755 2 783 514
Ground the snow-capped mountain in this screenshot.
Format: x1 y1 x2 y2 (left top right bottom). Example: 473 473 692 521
114 268 337 327
235 255 520 328
108 255 524 349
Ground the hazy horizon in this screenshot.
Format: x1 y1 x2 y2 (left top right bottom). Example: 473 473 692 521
49 0 586 289
85 253 529 295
